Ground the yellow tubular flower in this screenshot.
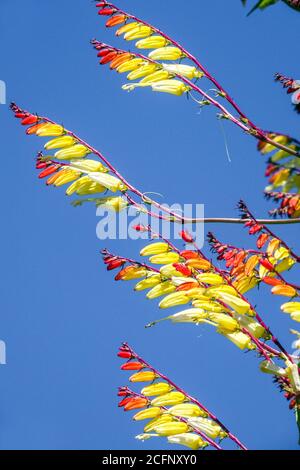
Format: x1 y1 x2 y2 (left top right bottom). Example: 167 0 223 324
271 285 297 297
151 392 186 407
55 144 90 160
135 274 162 292
185 288 206 300
209 313 239 332
154 422 189 437
76 182 106 196
218 330 254 350
53 170 81 187
116 22 140 36
281 302 300 314
97 197 128 212
44 136 76 150
233 276 259 295
166 308 207 324
148 47 184 61
68 159 108 173
282 303 300 322
168 404 207 419
36 123 64 137
234 314 265 338
291 312 300 322
117 58 145 73
121 267 148 281
196 273 224 286
140 242 170 257
188 418 223 440
66 176 105 196
140 71 171 84
124 26 153 41
162 63 204 79
160 265 183 278
286 361 300 394
147 282 176 300
127 64 159 80
136 36 168 49
151 78 189 96
167 433 207 450
144 415 174 433
267 238 281 257
129 371 157 383
206 285 237 297
215 292 250 315
88 172 126 193
192 300 226 313
259 361 287 377
159 292 190 309
142 382 172 397
275 257 296 273
149 252 180 265
186 258 212 271
133 407 162 421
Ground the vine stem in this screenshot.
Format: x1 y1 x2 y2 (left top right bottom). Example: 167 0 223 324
123 343 248 450
12 103 300 227
101 2 300 158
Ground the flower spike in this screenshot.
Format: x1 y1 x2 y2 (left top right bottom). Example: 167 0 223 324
118 343 247 450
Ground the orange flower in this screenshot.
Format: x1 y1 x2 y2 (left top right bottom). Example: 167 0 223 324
124 397 148 411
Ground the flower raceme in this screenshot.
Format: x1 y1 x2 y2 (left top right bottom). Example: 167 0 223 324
10 103 129 211
91 40 200 98
102 238 270 353
117 343 246 450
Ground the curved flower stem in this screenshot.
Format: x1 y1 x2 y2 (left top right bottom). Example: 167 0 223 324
100 3 300 157
11 103 300 226
123 343 248 450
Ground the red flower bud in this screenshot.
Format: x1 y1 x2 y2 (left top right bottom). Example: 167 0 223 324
180 250 199 260
173 263 192 277
21 115 38 126
257 233 269 249
259 259 274 271
262 277 283 287
100 51 118 65
117 351 132 359
107 259 126 271
38 165 60 179
180 230 194 244
121 362 144 371
98 8 116 16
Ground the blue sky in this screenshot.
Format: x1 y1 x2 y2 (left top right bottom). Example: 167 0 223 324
1 0 299 450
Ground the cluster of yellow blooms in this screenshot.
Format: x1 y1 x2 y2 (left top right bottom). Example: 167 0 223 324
117 344 236 450
95 8 204 97
11 106 129 213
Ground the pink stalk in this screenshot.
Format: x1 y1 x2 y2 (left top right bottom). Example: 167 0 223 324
122 343 248 450
98 3 300 157
11 103 300 226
